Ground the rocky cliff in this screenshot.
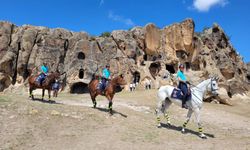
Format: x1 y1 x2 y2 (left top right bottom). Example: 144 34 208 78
0 19 249 100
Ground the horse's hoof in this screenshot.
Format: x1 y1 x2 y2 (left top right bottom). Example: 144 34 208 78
29 96 34 100
157 124 161 128
181 128 186 134
109 110 113 115
200 134 207 139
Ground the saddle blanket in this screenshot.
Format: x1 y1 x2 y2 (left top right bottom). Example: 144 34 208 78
36 74 46 84
170 88 192 100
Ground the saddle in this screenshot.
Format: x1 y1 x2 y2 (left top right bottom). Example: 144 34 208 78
36 74 47 85
97 78 109 94
171 88 192 101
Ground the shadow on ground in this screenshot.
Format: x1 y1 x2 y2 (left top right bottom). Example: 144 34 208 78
160 123 215 139
94 107 128 118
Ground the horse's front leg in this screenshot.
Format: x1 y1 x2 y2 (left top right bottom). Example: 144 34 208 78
194 108 207 139
90 92 97 108
29 87 34 100
42 89 45 101
155 100 162 127
163 99 172 125
107 94 114 115
181 109 193 133
48 89 51 101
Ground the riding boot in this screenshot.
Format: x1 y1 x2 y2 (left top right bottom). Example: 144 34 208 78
182 96 188 109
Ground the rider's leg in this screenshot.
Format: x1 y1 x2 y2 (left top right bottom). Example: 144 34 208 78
181 83 188 108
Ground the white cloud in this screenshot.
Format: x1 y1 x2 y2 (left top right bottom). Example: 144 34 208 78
193 0 228 12
108 11 135 26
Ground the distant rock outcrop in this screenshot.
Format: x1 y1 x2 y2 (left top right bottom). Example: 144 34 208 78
0 19 249 103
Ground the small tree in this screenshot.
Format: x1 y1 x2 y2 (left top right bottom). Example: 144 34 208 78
100 32 111 37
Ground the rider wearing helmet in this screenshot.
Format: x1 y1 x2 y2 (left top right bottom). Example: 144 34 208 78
177 64 189 109
40 62 49 86
100 64 111 93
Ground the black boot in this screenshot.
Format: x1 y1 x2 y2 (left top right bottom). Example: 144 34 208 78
182 96 188 109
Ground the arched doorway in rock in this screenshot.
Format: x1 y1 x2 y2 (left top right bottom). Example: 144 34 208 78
191 60 201 71
247 75 250 82
149 62 161 79
70 82 89 94
165 64 176 74
79 67 84 79
133 71 141 84
143 54 148 61
176 50 187 59
77 52 85 60
185 62 191 71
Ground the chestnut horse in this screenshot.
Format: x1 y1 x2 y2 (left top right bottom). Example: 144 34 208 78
28 71 61 101
88 74 127 115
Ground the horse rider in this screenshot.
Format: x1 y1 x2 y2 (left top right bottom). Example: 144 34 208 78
100 64 111 93
177 64 190 109
40 62 49 86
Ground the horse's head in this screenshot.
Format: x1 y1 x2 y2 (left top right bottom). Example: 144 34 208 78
114 74 127 86
207 77 219 96
47 71 65 84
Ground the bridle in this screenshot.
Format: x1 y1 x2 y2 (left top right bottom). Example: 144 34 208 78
189 78 219 104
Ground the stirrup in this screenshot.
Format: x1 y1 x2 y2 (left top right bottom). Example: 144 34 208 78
182 103 188 109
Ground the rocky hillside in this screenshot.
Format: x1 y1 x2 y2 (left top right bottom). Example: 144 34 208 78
0 19 249 98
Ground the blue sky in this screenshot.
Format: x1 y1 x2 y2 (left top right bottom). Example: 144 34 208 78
0 0 249 62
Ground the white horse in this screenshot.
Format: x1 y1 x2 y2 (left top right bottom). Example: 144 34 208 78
156 77 219 139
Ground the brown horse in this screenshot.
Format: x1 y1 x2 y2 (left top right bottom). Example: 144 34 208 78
28 71 61 101
88 74 127 115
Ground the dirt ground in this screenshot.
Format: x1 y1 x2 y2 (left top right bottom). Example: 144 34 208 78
0 89 250 150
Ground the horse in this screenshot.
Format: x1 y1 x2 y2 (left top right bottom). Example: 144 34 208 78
28 71 62 101
88 74 127 115
155 77 219 139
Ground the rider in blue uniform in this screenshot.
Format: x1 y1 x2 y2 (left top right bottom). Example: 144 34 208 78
100 64 111 93
177 64 189 109
40 63 49 86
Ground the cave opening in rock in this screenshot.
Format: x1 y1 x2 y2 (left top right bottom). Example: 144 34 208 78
78 52 85 60
165 64 175 74
149 62 161 79
133 71 140 84
176 50 187 59
79 68 84 79
203 61 207 68
227 91 232 98
70 82 89 94
191 63 200 71
238 69 242 75
143 55 148 61
212 27 219 33
185 62 191 71
220 69 235 80
247 75 250 82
